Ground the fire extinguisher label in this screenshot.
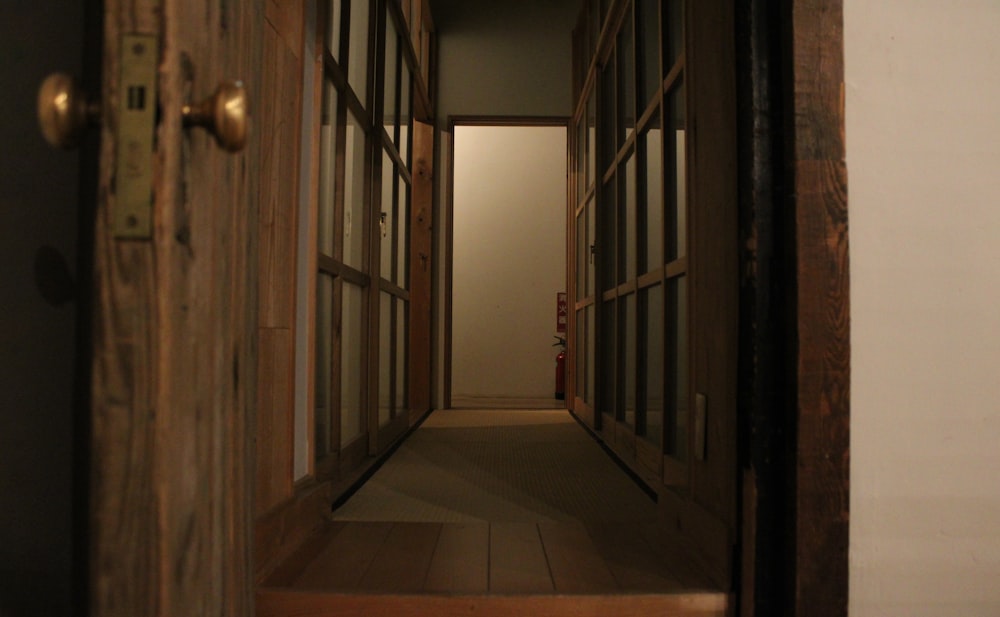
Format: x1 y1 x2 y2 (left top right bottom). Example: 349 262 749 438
557 292 568 333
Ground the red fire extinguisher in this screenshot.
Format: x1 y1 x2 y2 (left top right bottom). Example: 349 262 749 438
554 336 566 400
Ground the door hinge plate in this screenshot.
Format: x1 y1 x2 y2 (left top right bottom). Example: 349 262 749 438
114 34 158 239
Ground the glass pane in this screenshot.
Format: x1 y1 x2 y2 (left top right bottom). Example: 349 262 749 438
666 81 686 259
589 0 600 58
326 0 342 60
667 275 688 461
586 196 596 296
314 274 334 459
378 291 392 428
348 0 370 102
341 282 365 447
382 14 398 141
622 293 636 428
599 301 616 418
395 299 407 414
576 213 586 301
586 89 596 189
600 59 615 173
400 61 412 166
575 307 586 399
664 0 683 75
576 120 586 202
617 10 635 146
396 176 409 288
586 305 595 405
637 0 660 105
643 116 663 271
641 284 663 448
600 179 616 291
318 81 339 257
344 109 366 269
380 149 395 280
623 153 637 281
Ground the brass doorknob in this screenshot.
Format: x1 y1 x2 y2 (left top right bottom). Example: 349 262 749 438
182 80 249 153
37 73 99 149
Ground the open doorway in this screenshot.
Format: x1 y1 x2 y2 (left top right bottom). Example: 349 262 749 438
446 120 570 409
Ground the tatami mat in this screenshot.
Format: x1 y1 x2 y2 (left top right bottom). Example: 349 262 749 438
331 409 659 524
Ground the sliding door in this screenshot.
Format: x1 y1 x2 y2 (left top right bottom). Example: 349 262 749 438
569 0 737 586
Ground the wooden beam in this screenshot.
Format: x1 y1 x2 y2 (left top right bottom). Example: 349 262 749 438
787 1 850 615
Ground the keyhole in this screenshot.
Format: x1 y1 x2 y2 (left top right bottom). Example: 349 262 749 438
127 86 146 110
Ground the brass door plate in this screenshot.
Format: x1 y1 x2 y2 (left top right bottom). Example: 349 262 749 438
114 34 158 239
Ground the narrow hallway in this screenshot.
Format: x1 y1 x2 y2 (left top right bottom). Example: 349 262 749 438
257 410 726 616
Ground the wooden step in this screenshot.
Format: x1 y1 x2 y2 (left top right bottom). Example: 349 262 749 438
256 589 729 617
258 521 728 616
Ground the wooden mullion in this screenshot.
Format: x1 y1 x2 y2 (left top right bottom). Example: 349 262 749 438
379 278 409 300
665 256 688 279
574 296 596 312
388 294 397 420
662 54 685 97
317 254 369 287
330 277 345 455
635 91 662 136
637 270 662 289
387 0 432 123
379 134 413 185
324 51 373 130
616 280 638 296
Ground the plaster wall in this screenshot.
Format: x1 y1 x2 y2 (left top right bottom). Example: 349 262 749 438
846 2 1000 614
451 125 567 401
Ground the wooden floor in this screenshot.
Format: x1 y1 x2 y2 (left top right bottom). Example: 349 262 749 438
257 411 728 616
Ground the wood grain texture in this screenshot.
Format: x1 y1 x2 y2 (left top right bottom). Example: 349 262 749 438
583 521 686 593
488 523 554 594
686 0 740 556
537 521 619 593
257 488 337 586
789 1 850 616
258 19 303 330
358 522 442 593
256 589 729 617
256 327 295 515
254 0 303 545
408 120 434 418
293 522 393 591
423 522 490 593
90 0 262 615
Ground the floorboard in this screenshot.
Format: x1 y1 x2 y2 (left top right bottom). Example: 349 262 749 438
538 520 620 593
424 522 490 593
257 589 729 617
488 522 554 594
292 522 393 590
357 522 442 593
260 410 728 615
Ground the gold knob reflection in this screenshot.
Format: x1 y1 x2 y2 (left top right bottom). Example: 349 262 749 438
182 80 249 153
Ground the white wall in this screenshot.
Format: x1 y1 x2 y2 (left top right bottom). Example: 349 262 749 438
846 2 1000 615
452 125 567 401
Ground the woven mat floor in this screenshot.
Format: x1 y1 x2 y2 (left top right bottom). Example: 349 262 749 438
331 409 658 524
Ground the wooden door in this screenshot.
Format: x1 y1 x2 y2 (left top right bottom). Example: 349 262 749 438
88 0 262 614
569 0 737 588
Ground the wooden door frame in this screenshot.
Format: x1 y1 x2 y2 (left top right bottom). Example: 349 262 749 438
79 0 847 614
442 116 571 410
738 1 849 616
